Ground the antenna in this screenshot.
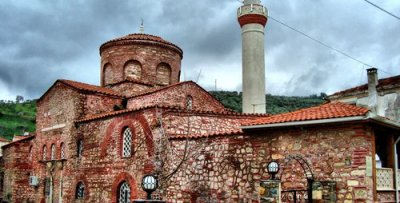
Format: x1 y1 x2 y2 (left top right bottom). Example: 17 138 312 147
139 18 144 33
196 69 202 83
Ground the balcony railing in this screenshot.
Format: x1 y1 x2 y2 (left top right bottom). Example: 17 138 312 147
377 168 394 190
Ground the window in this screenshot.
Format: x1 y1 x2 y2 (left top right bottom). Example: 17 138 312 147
103 63 113 85
186 96 193 110
42 145 47 160
122 128 132 157
75 182 85 199
51 144 56 160
118 181 131 203
156 63 171 85
77 140 83 158
124 61 142 80
60 143 65 159
29 146 33 161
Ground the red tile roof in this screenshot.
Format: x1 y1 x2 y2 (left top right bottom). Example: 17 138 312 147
76 104 264 123
243 102 369 126
0 137 10 142
170 129 243 139
59 79 123 97
100 33 183 57
330 75 400 97
2 135 35 149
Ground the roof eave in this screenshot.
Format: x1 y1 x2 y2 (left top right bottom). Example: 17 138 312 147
241 116 367 130
367 113 400 130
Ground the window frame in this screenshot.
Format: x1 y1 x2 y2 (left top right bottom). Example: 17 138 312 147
75 181 85 199
122 128 133 158
51 144 56 160
42 145 47 160
118 181 131 203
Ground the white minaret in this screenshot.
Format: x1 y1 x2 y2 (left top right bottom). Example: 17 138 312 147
237 0 268 113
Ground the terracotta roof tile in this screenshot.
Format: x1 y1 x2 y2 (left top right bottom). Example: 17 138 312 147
2 135 35 149
330 75 400 97
59 79 123 97
170 129 243 139
243 102 369 126
76 105 264 123
100 33 183 56
0 137 10 142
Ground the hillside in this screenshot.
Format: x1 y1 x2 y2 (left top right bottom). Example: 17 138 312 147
0 100 36 140
0 92 325 140
209 91 326 114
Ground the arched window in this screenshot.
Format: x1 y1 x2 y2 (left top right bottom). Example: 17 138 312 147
103 63 113 85
77 139 83 158
156 63 171 85
75 182 85 199
29 146 33 161
51 144 56 160
60 142 65 159
118 181 131 203
42 145 47 160
122 128 132 157
186 96 193 110
124 61 142 80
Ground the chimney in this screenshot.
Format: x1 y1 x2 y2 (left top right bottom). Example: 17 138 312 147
367 68 378 113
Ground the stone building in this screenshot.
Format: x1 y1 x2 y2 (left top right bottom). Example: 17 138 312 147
2 2 400 203
329 68 400 123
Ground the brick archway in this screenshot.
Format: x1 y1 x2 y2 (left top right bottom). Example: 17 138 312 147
100 113 154 158
111 172 138 203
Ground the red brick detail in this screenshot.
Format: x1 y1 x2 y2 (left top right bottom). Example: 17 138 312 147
101 114 154 158
111 172 138 203
238 14 268 27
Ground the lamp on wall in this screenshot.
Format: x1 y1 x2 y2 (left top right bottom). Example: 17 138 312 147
141 174 158 200
267 160 280 179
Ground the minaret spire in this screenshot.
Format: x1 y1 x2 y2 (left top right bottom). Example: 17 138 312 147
237 0 268 113
139 18 144 33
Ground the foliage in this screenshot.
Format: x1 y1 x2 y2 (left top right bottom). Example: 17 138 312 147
209 91 326 114
0 100 36 140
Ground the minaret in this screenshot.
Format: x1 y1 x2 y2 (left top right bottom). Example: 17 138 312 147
237 0 268 113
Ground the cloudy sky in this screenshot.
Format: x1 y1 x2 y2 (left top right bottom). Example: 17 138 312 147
0 0 399 100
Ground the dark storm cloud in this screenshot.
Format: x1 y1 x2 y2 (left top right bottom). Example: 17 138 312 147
0 0 399 99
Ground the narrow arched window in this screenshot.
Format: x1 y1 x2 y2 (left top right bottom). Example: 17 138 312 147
122 128 132 157
60 143 65 159
29 146 33 161
51 144 56 160
118 181 131 203
186 96 193 110
124 61 142 80
77 139 83 158
42 145 47 160
75 182 85 199
156 63 171 85
103 63 113 85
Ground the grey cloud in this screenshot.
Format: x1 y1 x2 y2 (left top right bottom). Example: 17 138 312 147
0 0 399 100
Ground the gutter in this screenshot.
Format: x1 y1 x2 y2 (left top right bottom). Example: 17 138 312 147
241 113 400 130
241 116 366 130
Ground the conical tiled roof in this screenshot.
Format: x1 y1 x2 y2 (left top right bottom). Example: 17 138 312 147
99 33 182 56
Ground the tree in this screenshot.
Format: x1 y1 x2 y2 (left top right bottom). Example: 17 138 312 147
15 95 24 103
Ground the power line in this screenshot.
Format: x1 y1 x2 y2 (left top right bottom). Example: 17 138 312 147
268 15 375 68
363 0 400 21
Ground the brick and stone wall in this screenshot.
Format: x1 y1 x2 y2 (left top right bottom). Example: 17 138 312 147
127 82 227 113
165 123 376 202
2 137 35 202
